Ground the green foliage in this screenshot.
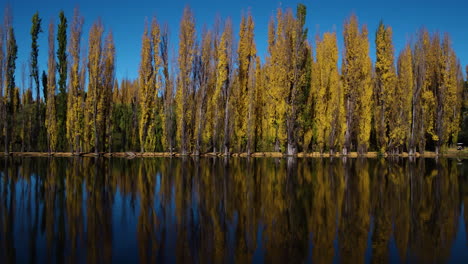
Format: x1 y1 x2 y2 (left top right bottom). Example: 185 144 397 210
56 10 68 151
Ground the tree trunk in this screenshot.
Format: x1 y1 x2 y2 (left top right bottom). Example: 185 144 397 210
344 96 351 155
223 102 230 156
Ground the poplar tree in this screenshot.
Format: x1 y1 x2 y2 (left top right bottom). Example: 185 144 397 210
5 27 17 154
218 20 234 155
176 7 196 155
85 20 104 153
0 22 4 151
45 21 58 152
342 14 372 155
66 8 84 153
235 13 256 154
267 10 287 152
160 25 175 153
266 7 308 155
206 19 222 153
374 21 396 153
139 18 161 152
194 29 213 155
101 31 115 153
393 44 413 152
30 12 42 150
434 34 462 154
56 11 68 150
312 32 345 154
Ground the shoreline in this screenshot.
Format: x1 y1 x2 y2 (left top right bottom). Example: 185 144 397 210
0 151 467 159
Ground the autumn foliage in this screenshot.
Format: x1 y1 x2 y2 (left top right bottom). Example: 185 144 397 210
0 4 465 155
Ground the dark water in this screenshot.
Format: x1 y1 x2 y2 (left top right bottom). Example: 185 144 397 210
0 157 467 264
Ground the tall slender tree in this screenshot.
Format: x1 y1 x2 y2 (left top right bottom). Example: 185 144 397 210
139 18 161 152
45 21 57 153
56 11 68 151
311 32 345 154
342 14 372 155
194 29 213 155
30 12 42 150
160 24 175 153
176 7 196 155
393 44 413 152
5 27 17 154
85 20 104 153
0 20 4 152
374 21 396 153
101 32 115 153
218 20 234 155
235 13 256 154
66 8 84 153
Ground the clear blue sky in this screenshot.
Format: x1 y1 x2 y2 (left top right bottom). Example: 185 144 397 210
3 0 468 96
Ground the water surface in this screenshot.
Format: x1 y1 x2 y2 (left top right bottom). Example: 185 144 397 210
0 157 467 263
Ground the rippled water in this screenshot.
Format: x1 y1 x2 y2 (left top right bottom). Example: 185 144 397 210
0 157 467 263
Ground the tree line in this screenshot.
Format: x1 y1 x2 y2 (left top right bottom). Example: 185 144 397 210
0 4 466 155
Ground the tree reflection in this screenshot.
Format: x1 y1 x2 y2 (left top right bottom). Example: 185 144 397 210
0 157 465 263
409 158 460 263
308 158 345 264
339 158 371 264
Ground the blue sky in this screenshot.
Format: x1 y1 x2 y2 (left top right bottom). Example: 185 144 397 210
3 0 468 96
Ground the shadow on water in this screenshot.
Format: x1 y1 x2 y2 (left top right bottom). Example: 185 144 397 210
0 156 467 263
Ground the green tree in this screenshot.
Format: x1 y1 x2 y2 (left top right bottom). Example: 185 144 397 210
56 11 68 151
45 21 58 152
5 27 17 153
30 12 42 151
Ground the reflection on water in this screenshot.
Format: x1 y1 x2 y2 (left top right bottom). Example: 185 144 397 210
0 157 467 263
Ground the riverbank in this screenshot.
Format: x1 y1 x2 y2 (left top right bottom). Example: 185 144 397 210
1 149 467 158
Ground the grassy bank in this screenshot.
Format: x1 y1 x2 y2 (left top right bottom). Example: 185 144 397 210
1 149 468 158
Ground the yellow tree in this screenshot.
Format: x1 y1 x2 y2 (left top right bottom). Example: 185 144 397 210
194 29 213 155
342 14 372 155
266 7 309 155
262 17 277 151
176 7 196 154
254 56 266 151
374 21 396 153
235 13 256 154
393 44 413 152
160 25 175 153
100 31 115 152
409 29 431 154
221 20 234 155
138 22 153 152
215 24 229 154
312 32 345 154
66 8 84 153
45 21 57 152
85 20 104 153
435 34 463 153
267 9 288 152
206 19 224 153
139 18 161 152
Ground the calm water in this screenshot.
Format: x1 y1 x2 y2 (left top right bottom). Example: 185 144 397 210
0 157 467 263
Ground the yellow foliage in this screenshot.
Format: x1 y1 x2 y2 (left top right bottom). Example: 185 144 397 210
342 15 373 154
